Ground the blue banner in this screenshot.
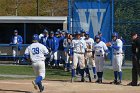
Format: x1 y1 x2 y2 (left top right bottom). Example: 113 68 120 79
72 0 111 42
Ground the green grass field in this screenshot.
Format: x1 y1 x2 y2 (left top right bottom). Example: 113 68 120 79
0 65 132 80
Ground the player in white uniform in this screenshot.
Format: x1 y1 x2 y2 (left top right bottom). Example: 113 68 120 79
71 31 87 82
63 32 73 71
110 32 123 85
84 32 96 80
24 34 49 92
80 29 85 40
93 35 108 83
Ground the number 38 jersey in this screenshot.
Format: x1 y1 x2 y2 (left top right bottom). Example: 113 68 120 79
25 42 49 62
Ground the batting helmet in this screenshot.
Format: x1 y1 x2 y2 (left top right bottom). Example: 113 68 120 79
32 34 39 41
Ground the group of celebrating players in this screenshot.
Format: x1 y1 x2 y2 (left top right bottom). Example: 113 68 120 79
24 28 124 92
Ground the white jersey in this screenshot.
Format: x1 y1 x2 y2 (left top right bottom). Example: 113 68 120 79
13 36 18 44
81 36 85 40
93 41 108 55
63 38 72 51
39 33 44 40
25 42 49 62
112 39 123 53
72 38 87 53
85 38 94 52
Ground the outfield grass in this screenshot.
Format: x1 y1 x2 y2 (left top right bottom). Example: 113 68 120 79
0 65 132 80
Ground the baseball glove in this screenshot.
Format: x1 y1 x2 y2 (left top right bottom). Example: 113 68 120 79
106 42 112 47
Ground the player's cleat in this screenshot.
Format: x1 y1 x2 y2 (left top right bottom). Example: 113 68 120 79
110 80 117 84
95 79 99 83
98 79 102 84
81 77 85 82
88 75 92 82
40 86 44 92
116 80 122 85
94 75 96 79
71 77 74 83
127 82 137 86
32 81 38 90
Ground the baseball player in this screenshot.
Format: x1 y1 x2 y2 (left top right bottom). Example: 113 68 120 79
40 29 49 46
84 32 96 80
10 29 23 64
71 31 87 82
24 34 49 92
80 29 86 40
98 31 106 43
93 35 108 83
46 31 59 68
63 32 73 71
110 32 123 85
57 31 65 65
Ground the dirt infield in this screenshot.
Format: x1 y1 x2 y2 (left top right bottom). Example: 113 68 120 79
0 80 140 93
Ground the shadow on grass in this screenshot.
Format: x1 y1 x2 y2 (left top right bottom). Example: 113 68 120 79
0 89 32 93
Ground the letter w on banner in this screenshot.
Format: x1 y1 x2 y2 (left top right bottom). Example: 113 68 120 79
72 0 111 42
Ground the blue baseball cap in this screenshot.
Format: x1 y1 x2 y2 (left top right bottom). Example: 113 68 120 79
80 29 85 33
85 31 89 35
95 35 101 39
55 31 59 35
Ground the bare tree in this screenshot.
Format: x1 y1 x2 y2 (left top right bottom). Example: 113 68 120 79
15 0 22 16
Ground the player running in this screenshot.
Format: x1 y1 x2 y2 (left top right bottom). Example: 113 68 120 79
24 34 49 92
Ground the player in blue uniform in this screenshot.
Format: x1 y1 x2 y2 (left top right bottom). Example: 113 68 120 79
46 31 59 68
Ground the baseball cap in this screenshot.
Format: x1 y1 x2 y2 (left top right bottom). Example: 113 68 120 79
43 29 48 33
55 31 59 35
50 31 54 34
85 31 89 35
98 31 102 35
80 29 85 33
14 30 18 33
95 35 101 39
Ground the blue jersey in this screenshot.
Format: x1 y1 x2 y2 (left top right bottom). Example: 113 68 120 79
58 36 65 50
46 36 59 52
11 35 23 50
40 36 48 46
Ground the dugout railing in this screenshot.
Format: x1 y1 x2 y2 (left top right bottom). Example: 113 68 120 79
0 44 29 64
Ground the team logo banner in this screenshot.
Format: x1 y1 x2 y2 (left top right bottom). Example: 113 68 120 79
72 0 111 42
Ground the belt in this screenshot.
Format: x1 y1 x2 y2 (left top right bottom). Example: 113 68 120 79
113 53 122 55
86 51 92 52
74 52 84 54
96 55 103 57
